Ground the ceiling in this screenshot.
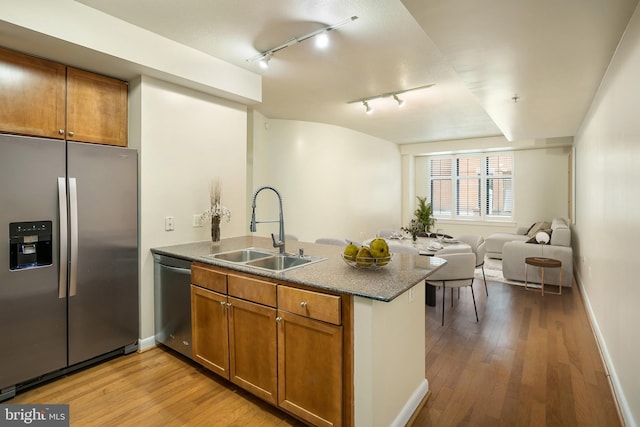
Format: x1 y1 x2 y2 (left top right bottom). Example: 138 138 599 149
44 1 640 143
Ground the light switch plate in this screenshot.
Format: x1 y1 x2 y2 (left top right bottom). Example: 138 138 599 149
165 216 174 231
192 214 203 227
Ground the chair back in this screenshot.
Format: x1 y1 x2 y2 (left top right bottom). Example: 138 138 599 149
376 229 401 238
426 253 476 287
457 234 482 251
475 240 486 267
457 234 485 267
315 238 347 246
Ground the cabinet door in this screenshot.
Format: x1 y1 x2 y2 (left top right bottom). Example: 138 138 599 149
0 47 65 138
191 285 229 378
277 310 343 427
66 67 128 146
228 297 277 404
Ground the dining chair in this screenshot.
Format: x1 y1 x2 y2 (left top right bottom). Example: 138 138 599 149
425 252 478 326
456 234 488 295
314 237 347 246
376 229 401 238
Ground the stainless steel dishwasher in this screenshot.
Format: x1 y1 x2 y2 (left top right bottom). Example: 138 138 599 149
153 254 192 358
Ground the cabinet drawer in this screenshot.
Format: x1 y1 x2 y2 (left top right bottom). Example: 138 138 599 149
228 274 277 307
277 286 341 325
191 262 227 294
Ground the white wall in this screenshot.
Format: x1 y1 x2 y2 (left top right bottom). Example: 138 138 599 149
403 137 571 238
250 114 402 244
130 76 248 342
573 4 640 426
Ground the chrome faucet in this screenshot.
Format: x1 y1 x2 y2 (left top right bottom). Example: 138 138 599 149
250 186 286 254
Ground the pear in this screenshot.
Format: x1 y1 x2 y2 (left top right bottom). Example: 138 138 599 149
370 238 391 266
369 238 389 258
343 243 359 261
356 247 374 267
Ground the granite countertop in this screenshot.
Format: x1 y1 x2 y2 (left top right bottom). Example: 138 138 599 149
151 236 446 302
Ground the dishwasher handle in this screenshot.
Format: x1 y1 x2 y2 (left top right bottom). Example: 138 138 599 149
159 264 192 275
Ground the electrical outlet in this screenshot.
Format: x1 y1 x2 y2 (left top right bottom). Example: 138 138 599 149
165 216 174 231
192 214 203 228
408 288 415 303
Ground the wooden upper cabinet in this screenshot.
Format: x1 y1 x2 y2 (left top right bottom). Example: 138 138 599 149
66 67 128 147
0 47 128 146
0 47 66 139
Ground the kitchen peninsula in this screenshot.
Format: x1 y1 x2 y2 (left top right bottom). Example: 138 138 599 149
152 236 445 427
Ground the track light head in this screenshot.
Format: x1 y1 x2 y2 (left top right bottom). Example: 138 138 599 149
315 31 329 49
393 94 405 108
258 54 271 69
363 101 373 114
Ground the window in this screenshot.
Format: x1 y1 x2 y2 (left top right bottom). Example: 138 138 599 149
428 153 513 221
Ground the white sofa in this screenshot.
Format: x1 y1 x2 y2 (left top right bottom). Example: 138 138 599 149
501 218 573 287
485 228 530 259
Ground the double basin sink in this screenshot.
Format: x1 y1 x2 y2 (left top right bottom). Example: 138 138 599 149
204 247 326 273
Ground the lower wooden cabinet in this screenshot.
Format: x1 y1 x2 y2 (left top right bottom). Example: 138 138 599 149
191 285 229 378
277 310 343 427
190 263 346 426
228 296 278 404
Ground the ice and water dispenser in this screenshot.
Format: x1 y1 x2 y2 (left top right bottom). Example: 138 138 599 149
9 221 53 270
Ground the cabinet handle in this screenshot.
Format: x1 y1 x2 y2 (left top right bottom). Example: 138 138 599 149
68 131 74 137
219 301 226 306
59 129 65 135
226 302 232 307
300 301 308 308
275 317 282 323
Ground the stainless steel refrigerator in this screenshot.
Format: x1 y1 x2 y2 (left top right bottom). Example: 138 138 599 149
0 133 138 400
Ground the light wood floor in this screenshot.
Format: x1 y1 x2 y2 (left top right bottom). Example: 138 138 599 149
416 278 622 426
9 279 621 426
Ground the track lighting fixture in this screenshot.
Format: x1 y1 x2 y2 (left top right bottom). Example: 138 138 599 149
258 53 272 69
315 31 329 49
393 94 405 108
348 84 435 112
247 16 358 68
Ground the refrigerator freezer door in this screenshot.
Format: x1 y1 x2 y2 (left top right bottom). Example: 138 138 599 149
0 134 67 389
66 142 139 365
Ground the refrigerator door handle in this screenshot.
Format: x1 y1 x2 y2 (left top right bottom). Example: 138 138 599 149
58 177 68 299
69 177 79 297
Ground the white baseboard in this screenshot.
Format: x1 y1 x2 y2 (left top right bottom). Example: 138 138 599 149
389 379 429 427
574 271 635 427
137 336 157 352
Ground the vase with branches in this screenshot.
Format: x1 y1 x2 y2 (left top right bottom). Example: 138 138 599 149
200 179 231 242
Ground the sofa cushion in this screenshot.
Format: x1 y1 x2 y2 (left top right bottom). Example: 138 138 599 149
550 218 571 246
486 233 530 258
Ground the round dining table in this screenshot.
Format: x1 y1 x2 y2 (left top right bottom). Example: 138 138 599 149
367 236 472 307
383 236 472 256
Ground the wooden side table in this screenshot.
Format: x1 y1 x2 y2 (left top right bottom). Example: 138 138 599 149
524 257 562 296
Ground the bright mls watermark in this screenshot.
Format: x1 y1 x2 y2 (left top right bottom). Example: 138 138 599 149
0 405 69 426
